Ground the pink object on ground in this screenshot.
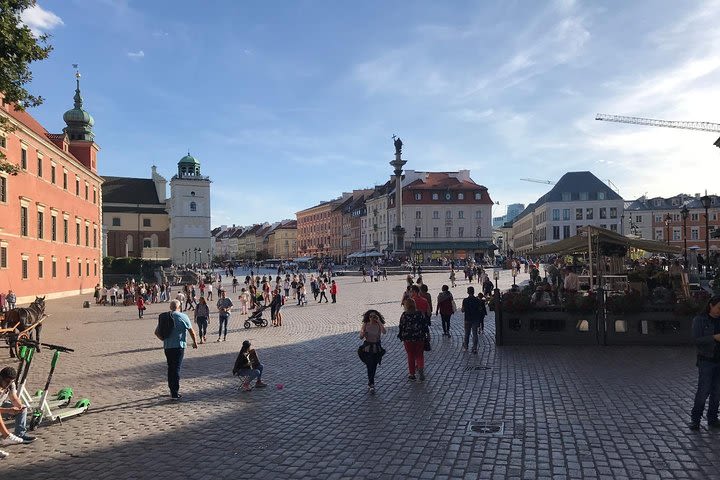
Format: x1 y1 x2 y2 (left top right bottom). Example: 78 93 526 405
276 384 284 390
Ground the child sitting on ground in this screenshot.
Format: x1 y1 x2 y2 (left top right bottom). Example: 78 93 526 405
232 340 267 392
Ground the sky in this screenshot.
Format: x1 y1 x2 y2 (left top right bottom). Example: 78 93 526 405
18 0 720 227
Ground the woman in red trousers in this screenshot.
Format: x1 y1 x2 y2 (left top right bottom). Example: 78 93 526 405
398 297 430 381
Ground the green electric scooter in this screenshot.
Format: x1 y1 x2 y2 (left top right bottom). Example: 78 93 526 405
13 342 72 410
28 343 90 430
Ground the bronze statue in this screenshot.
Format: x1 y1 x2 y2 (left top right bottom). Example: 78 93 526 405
392 135 402 155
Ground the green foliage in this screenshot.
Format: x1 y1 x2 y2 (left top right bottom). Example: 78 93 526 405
674 297 707 317
0 0 53 172
563 293 597 313
501 292 532 313
106 257 143 274
712 271 720 294
605 291 646 314
102 256 115 271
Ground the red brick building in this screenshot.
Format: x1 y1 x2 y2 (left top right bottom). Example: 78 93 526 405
0 75 103 302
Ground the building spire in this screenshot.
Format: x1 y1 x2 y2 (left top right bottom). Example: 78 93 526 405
72 64 83 109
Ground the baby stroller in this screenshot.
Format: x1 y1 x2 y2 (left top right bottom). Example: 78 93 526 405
244 305 269 329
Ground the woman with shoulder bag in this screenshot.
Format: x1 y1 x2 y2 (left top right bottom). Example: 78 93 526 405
358 309 387 394
194 297 210 344
436 285 455 337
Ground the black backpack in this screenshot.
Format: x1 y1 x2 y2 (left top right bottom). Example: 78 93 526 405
157 312 174 340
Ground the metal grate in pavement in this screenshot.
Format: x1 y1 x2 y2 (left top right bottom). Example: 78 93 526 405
467 420 505 436
463 365 492 372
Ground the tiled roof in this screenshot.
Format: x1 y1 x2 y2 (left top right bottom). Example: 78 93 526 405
102 176 163 205
405 172 481 189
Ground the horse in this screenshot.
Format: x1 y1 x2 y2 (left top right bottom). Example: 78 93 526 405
2 296 46 358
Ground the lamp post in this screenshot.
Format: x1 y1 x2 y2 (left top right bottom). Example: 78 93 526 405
621 213 625 236
476 226 482 264
511 267 517 287
701 193 712 276
493 268 499 290
664 213 671 246
681 205 689 267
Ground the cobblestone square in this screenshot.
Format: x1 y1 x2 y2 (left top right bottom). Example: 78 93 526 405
1 270 719 479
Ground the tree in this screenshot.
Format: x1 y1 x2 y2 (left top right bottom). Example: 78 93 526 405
0 0 54 174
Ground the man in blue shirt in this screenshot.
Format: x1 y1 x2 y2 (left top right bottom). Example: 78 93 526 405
155 300 198 400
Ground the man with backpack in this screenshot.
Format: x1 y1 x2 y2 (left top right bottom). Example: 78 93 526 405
154 300 198 400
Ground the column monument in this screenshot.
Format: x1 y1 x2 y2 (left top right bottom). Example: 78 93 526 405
391 135 406 256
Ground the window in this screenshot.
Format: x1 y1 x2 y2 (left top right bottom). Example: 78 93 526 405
66 259 70 277
673 228 681 241
610 224 617 232
552 209 560 221
51 165 56 184
561 192 571 201
655 229 663 240
75 177 80 196
414 226 421 239
85 225 89 246
432 193 439 200
51 216 57 241
474 193 481 200
458 227 464 238
37 157 43 177
579 192 588 201
586 208 593 220
458 193 464 200
93 226 97 248
475 210 482 219
20 206 28 236
22 259 28 279
112 217 121 226
143 218 152 227
445 211 452 219
609 207 617 219
86 262 90 276
52 259 56 278
414 193 422 200
415 211 422 219
21 149 27 170
691 213 699 221
598 192 606 200
576 208 583 220
92 188 96 204
63 172 68 189
562 209 570 221
0 136 5 148
0 176 6 202
190 201 197 212
691 227 699 240
432 211 439 219
600 224 607 230
143 238 152 248
635 215 642 223
599 208 607 219
0 246 6 268
553 226 560 240
93 263 97 276
63 219 68 243
458 211 464 219
37 211 44 239
445 226 452 238
433 227 439 238
85 184 89 200
76 222 81 245
38 259 44 279
78 261 82 277
563 225 570 238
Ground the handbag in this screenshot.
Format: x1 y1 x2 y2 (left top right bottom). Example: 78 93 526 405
423 333 432 352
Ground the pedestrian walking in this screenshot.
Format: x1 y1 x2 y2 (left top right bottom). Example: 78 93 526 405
270 289 283 327
136 295 145 318
330 280 338 303
461 286 486 354
239 288 250 315
398 298 430 381
318 280 329 303
216 290 234 342
155 300 198 400
207 282 213 301
358 309 386 394
449 269 457 288
690 295 720 430
194 297 210 344
436 285 456 337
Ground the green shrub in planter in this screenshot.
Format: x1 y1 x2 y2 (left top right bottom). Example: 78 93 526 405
563 293 597 313
606 291 646 314
674 297 706 317
501 292 532 313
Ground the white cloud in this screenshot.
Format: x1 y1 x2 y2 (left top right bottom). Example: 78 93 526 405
20 4 63 37
127 50 145 59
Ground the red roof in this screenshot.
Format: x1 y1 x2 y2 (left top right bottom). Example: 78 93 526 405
405 172 482 190
2 103 50 138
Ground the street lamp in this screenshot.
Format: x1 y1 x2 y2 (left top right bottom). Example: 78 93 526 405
493 268 499 289
664 213 672 246
476 226 482 264
681 205 689 267
511 267 517 287
620 213 625 236
701 193 712 275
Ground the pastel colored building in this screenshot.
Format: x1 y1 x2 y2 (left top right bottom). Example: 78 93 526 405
0 75 102 303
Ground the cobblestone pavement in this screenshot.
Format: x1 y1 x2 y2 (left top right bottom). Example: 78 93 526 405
1 269 719 479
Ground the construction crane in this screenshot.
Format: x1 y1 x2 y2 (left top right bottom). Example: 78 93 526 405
520 178 555 185
595 113 720 148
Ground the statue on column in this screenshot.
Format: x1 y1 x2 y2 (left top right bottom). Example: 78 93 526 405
392 135 402 155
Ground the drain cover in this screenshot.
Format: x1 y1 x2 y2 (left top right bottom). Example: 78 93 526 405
463 366 491 372
467 421 504 436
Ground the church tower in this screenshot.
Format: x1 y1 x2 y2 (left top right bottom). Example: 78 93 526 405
168 153 212 265
62 68 99 173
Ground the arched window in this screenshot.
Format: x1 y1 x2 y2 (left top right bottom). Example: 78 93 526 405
143 238 151 248
181 166 186 174
151 234 158 247
190 201 197 212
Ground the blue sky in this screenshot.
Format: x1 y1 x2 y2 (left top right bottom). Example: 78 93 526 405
20 0 720 227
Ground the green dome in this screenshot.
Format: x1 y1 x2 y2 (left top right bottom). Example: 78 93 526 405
63 107 95 126
179 154 200 165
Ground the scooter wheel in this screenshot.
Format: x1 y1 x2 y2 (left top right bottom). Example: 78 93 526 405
243 321 251 329
261 319 268 327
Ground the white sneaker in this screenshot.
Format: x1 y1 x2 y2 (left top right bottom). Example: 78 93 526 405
0 434 24 446
0 449 8 459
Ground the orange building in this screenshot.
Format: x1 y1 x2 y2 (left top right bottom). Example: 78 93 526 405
0 74 103 303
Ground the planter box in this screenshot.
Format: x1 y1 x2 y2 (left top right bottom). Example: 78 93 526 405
501 308 597 345
605 309 693 345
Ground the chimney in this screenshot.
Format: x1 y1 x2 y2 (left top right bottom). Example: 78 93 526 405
695 193 701 198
